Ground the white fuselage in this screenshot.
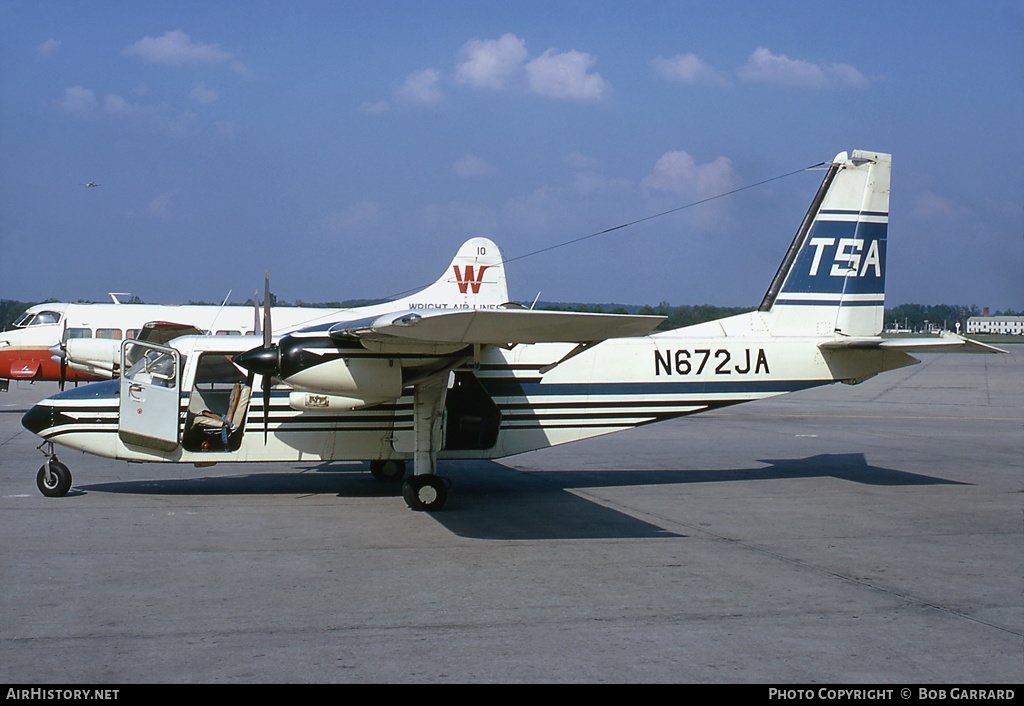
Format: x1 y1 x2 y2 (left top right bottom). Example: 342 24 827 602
22 323 915 466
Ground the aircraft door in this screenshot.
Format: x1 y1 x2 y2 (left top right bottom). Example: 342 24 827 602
119 340 181 452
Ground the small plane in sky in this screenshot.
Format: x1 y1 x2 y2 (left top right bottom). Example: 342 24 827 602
79 182 100 188
22 150 1003 511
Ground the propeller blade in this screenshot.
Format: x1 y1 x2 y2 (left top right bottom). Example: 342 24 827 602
262 374 271 444
58 322 67 391
263 271 272 349
253 289 261 338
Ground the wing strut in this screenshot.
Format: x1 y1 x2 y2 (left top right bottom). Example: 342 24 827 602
539 340 599 374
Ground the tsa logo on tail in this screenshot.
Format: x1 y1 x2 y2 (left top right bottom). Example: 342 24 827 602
782 219 887 296
453 265 490 294
807 237 883 278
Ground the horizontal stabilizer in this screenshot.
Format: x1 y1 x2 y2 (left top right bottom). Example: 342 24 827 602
332 309 665 347
819 331 1006 354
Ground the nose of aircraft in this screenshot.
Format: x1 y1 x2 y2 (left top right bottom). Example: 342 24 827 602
22 402 53 436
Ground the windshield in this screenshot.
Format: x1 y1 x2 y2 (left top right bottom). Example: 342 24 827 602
13 310 62 328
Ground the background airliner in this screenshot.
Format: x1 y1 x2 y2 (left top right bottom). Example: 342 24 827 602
1 300 350 387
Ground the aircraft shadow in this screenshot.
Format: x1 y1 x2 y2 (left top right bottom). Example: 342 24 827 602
431 453 965 539
521 453 970 489
76 453 964 541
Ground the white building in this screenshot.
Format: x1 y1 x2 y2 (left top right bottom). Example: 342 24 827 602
966 316 1024 335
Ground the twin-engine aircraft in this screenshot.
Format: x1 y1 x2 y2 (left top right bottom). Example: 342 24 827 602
22 150 1001 511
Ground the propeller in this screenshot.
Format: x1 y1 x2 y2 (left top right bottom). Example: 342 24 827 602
233 272 277 442
57 321 68 390
253 288 262 339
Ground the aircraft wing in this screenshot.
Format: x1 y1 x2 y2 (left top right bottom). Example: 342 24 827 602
819 332 1006 354
325 308 664 347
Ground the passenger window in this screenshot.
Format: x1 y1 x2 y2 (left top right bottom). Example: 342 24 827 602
126 329 140 340
66 328 92 339
96 328 123 340
216 330 241 336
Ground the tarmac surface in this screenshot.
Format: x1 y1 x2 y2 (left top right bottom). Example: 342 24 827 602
1 348 1021 684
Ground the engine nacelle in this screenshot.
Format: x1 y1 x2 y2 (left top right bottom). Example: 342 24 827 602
61 339 121 378
283 355 403 403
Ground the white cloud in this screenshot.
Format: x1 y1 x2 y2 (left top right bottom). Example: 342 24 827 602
455 33 528 90
147 191 175 217
448 35 611 102
652 53 730 87
912 190 972 220
325 202 382 232
35 38 61 60
573 170 630 196
525 49 610 102
59 86 145 120
103 93 142 117
58 86 97 117
160 110 200 136
123 30 249 75
190 82 220 105
453 154 498 178
395 69 443 105
503 186 556 232
642 151 736 199
214 120 235 139
737 47 866 88
358 100 390 115
564 152 599 170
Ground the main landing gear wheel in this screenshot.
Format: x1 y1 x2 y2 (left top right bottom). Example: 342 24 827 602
370 459 406 483
403 474 448 512
37 459 72 497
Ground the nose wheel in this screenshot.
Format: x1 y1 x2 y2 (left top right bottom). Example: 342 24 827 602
35 442 72 497
37 458 72 497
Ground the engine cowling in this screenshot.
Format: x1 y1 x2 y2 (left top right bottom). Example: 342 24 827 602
282 354 403 402
60 338 121 378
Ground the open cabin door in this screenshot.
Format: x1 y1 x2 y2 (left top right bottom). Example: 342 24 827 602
119 340 181 452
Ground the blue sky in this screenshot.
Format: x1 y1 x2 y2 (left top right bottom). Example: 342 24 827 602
2 1 1022 310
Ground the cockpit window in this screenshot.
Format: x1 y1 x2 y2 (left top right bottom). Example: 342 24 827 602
34 311 62 325
12 310 62 327
194 352 249 390
124 346 178 388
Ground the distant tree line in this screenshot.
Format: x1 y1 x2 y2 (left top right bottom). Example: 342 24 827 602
2 297 1021 334
883 303 1022 333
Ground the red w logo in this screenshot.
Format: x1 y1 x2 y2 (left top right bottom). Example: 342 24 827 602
453 265 490 294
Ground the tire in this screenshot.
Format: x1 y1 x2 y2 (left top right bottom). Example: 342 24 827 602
37 460 72 497
402 475 448 512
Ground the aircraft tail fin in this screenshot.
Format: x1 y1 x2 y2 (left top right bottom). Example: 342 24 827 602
760 150 890 338
400 237 509 310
